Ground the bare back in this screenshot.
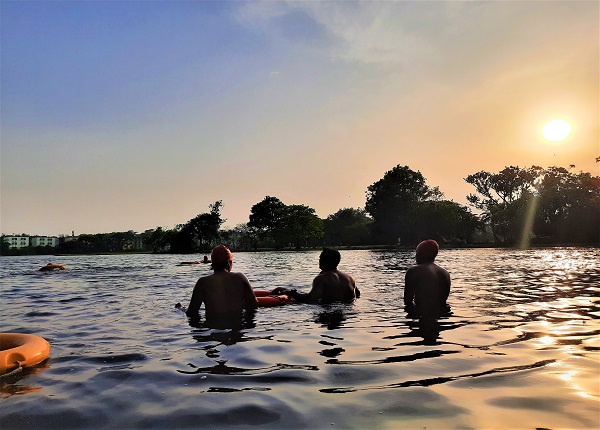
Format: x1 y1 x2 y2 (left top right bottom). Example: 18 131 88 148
404 263 450 316
311 269 357 304
186 271 258 319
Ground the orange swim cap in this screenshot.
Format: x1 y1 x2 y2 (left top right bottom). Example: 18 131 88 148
416 239 439 261
211 245 233 264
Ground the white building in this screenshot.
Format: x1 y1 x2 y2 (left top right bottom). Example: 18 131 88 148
3 236 30 249
30 236 59 247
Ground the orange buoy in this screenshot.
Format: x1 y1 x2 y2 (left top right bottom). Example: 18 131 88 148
253 290 273 297
253 290 292 307
39 263 66 271
0 333 51 375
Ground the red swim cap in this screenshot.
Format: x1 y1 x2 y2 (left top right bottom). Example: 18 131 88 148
416 240 439 261
211 245 233 264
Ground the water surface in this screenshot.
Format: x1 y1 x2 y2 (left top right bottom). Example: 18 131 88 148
1 248 599 429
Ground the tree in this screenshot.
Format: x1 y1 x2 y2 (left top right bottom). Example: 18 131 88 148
534 167 600 243
142 227 171 253
465 166 541 245
465 165 600 245
365 165 442 245
1 237 11 255
248 196 286 247
414 200 482 244
277 205 324 249
170 201 226 253
324 208 373 246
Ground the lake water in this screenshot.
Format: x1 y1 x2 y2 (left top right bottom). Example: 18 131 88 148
1 248 599 429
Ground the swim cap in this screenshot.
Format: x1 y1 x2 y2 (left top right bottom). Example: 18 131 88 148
211 245 233 264
416 240 439 261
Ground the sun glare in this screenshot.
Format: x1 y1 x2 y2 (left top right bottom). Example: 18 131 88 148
542 119 572 142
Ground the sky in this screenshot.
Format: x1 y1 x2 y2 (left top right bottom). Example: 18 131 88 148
1 0 598 237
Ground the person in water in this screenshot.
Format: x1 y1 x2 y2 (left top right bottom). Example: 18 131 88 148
184 245 258 320
272 247 360 304
404 239 451 318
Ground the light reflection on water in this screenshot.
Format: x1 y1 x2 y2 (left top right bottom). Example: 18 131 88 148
1 248 599 429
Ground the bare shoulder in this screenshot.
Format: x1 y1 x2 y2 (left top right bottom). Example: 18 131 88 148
195 274 212 287
433 263 450 276
313 272 326 285
231 271 250 281
405 265 419 276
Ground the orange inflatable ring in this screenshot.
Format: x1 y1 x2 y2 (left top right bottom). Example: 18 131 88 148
0 333 51 376
39 264 66 271
253 290 293 307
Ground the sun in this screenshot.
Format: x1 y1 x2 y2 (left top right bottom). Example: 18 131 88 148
542 119 572 142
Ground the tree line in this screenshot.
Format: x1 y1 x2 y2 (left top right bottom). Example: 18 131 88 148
3 164 598 255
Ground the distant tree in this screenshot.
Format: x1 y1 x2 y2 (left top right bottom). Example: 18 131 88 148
465 166 541 244
324 208 373 246
365 165 442 245
534 167 600 243
465 165 600 245
188 201 225 250
248 196 286 246
277 204 324 249
142 227 171 253
414 200 482 244
172 201 226 253
233 223 261 250
1 237 12 255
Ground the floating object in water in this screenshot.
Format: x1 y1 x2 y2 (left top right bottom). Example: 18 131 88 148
0 333 51 376
253 290 292 307
178 261 201 265
39 263 66 271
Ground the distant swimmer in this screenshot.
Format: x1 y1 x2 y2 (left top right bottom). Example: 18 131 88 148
39 263 66 271
178 255 210 265
404 240 450 318
183 245 258 321
271 248 360 304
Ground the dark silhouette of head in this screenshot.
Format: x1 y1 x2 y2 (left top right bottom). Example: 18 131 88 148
319 247 341 271
416 239 439 264
211 245 233 271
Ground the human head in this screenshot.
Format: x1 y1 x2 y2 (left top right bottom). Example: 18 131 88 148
415 240 439 264
319 247 341 271
211 245 233 271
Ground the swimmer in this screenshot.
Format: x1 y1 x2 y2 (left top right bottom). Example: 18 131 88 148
404 239 451 318
272 248 360 304
39 263 65 271
184 245 258 320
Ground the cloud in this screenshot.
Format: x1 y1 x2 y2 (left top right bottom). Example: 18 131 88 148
235 1 441 65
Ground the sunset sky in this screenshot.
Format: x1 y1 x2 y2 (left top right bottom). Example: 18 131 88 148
1 1 598 237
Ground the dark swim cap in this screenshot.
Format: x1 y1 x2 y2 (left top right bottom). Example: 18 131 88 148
211 245 233 264
416 240 439 261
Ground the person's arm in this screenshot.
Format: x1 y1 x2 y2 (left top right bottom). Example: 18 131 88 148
351 275 360 298
185 280 204 317
441 269 451 302
404 268 416 309
241 274 259 309
279 276 323 304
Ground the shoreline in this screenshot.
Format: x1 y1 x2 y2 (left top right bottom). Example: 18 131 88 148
1 242 598 257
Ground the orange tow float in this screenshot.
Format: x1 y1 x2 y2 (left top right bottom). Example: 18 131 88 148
39 263 66 271
0 333 51 376
253 290 292 307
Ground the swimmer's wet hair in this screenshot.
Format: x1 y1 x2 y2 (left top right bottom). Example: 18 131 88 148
320 247 341 270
